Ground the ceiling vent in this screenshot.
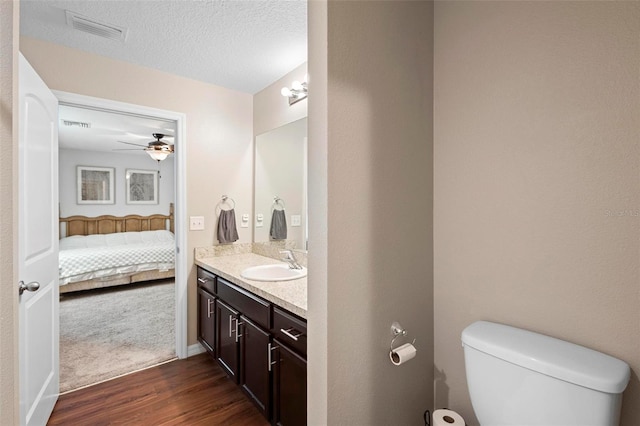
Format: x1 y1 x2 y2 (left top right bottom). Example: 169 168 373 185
61 120 91 129
65 10 128 42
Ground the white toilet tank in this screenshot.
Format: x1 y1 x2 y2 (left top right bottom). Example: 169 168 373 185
461 321 630 426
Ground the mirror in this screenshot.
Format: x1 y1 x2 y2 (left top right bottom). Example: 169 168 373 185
254 117 308 251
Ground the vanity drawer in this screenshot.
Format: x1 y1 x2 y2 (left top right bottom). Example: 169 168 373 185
272 307 307 357
197 267 216 294
217 277 271 330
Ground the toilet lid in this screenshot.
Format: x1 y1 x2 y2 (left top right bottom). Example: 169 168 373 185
461 321 630 394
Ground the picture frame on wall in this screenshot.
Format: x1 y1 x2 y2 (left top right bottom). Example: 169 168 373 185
77 166 115 204
126 169 158 205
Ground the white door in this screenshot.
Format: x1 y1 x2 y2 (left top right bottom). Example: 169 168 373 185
18 53 59 426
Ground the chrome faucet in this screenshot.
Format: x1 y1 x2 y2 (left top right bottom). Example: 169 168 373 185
280 250 303 270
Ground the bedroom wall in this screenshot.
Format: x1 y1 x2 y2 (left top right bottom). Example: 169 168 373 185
20 36 254 347
433 2 640 424
59 149 175 219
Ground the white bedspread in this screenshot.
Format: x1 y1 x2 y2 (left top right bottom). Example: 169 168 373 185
59 230 175 285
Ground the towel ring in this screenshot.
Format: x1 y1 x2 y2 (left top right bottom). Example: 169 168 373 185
219 195 235 211
273 196 286 211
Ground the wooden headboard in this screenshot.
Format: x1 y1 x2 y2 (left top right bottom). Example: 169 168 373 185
59 203 174 238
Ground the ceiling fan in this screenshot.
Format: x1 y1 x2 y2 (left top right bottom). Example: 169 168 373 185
115 133 174 161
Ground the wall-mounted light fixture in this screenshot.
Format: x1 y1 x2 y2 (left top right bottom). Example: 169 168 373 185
281 76 308 106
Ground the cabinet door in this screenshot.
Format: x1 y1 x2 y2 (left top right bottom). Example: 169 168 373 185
197 287 216 355
272 339 307 426
215 299 239 382
239 316 271 418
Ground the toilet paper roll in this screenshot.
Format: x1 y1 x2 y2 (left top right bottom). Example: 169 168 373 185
432 409 465 426
389 342 417 366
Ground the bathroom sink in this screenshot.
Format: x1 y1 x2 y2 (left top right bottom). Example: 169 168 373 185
241 264 307 282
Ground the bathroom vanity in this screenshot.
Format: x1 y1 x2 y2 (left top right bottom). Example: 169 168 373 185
196 252 307 425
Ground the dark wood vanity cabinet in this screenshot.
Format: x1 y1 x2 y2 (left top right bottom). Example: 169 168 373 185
271 307 307 426
196 268 217 356
215 299 240 381
196 266 307 425
197 287 216 355
272 340 307 426
240 315 271 418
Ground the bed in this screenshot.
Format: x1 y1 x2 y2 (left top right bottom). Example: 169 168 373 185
58 204 175 293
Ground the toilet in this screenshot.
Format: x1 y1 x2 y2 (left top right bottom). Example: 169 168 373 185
461 321 630 426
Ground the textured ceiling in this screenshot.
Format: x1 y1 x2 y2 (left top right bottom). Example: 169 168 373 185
20 0 308 94
58 105 176 153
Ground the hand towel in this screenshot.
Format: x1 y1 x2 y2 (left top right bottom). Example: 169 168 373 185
270 209 287 240
217 209 239 243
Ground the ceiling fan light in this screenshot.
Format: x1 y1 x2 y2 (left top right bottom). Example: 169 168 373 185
146 148 170 161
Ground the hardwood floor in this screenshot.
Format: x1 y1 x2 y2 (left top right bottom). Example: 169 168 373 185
48 353 269 426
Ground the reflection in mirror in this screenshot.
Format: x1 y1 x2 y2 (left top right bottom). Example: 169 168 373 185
254 117 308 251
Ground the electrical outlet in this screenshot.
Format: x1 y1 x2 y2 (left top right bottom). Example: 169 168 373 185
190 216 205 230
291 215 301 227
241 213 249 228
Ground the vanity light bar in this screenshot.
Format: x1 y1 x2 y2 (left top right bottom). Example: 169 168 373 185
281 78 308 106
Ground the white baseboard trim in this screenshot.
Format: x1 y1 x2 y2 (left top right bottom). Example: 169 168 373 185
187 343 206 357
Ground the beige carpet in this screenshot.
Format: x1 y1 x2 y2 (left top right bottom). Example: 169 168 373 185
59 279 176 393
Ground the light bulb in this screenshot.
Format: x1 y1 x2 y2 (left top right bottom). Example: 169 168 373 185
146 148 170 161
281 87 292 97
291 80 303 91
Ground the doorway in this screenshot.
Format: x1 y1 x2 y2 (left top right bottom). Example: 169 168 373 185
54 91 188 383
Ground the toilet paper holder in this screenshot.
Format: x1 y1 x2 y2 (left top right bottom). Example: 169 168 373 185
390 321 416 352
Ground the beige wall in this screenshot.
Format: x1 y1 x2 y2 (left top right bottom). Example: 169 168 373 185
0 1 19 423
253 62 307 137
20 36 254 347
307 0 328 422
308 1 434 423
434 2 640 425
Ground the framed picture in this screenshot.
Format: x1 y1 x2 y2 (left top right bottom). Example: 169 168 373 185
77 166 115 204
126 169 158 205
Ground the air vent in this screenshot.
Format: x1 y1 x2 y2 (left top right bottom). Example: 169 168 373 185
61 120 91 129
65 10 128 42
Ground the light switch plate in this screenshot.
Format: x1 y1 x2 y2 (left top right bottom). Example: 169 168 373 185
256 213 264 228
291 215 301 227
241 213 249 228
190 216 205 230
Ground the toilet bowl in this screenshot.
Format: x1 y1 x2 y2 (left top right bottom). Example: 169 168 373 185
461 321 630 426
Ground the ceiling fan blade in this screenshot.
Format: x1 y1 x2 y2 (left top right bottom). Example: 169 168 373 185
117 140 147 148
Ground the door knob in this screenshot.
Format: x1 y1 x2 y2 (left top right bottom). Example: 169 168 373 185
18 280 40 295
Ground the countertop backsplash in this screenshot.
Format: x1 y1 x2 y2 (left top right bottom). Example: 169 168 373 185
196 240 307 267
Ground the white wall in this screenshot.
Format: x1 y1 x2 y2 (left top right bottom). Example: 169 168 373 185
59 149 175 218
434 2 640 424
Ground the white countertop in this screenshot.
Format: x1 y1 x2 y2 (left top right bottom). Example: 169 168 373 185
195 253 307 319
